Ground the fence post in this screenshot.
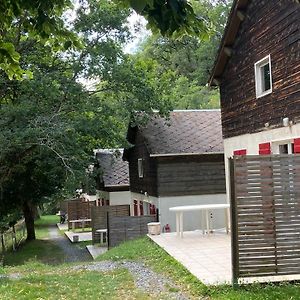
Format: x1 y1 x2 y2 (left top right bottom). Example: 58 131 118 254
229 157 239 288
106 212 110 250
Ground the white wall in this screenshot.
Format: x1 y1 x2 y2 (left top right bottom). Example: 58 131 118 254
223 123 300 202
130 192 227 232
110 191 131 206
158 194 227 232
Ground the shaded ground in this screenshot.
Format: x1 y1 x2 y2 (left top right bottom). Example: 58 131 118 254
47 225 91 263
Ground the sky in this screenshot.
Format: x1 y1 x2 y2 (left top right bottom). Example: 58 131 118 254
124 12 150 54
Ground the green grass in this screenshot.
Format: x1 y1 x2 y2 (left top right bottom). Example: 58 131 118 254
35 215 60 239
3 215 64 266
0 265 148 300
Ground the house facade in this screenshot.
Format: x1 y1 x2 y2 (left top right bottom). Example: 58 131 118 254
95 149 131 207
123 110 227 232
209 0 300 199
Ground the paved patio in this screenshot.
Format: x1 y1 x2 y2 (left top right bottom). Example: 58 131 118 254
56 223 68 231
148 230 231 285
65 231 92 243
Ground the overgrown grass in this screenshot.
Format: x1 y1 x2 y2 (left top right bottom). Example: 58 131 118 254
3 215 64 266
35 215 60 239
0 265 148 300
98 237 300 300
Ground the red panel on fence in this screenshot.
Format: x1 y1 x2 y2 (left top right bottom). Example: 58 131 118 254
139 201 144 216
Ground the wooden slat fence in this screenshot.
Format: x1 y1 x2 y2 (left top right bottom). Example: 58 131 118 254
91 205 130 244
67 199 96 230
231 155 300 283
0 219 26 255
107 215 157 249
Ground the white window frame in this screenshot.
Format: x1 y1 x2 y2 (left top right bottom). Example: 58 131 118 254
254 54 273 98
138 158 144 178
272 139 294 155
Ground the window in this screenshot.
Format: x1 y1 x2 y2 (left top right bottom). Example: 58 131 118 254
255 55 272 98
138 158 144 178
279 143 294 154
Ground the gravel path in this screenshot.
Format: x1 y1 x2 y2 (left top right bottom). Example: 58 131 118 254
74 261 189 299
48 225 91 263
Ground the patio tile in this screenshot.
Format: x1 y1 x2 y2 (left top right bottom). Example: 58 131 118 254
148 231 231 285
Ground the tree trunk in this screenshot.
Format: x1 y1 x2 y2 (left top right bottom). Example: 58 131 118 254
23 200 36 240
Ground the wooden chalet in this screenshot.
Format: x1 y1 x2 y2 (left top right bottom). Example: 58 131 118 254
123 110 227 232
209 0 300 199
94 149 130 207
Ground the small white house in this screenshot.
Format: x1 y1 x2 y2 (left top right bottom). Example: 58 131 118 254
95 149 131 207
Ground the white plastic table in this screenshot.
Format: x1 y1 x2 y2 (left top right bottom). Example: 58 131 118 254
69 218 91 231
169 204 230 238
96 229 107 244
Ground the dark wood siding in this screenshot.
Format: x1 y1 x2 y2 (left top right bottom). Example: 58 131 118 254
127 132 158 197
157 154 226 196
220 0 300 139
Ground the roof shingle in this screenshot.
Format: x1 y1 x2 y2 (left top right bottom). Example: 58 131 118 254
96 150 129 187
139 110 224 155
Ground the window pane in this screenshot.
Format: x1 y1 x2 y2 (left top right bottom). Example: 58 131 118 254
261 63 271 92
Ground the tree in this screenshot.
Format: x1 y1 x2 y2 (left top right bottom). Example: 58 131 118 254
0 0 172 240
134 0 232 109
0 0 209 80
117 0 210 37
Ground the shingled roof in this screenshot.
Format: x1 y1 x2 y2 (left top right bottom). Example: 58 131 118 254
128 110 223 156
95 149 129 187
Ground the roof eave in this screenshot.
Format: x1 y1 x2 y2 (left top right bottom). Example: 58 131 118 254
149 152 224 158
209 0 249 86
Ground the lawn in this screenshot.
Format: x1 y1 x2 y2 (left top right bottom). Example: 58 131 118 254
3 215 65 266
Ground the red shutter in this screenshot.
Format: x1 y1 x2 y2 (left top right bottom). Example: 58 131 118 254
259 142 271 155
133 200 138 216
139 201 144 216
294 138 300 153
233 149 247 156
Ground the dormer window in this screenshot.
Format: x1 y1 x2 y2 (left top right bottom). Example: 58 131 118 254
138 158 144 178
255 55 272 98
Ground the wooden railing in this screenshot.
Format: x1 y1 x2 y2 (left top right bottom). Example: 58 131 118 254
0 219 26 255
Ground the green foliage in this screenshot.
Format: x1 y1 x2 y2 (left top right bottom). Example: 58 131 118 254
0 0 78 79
117 0 210 38
133 0 232 109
